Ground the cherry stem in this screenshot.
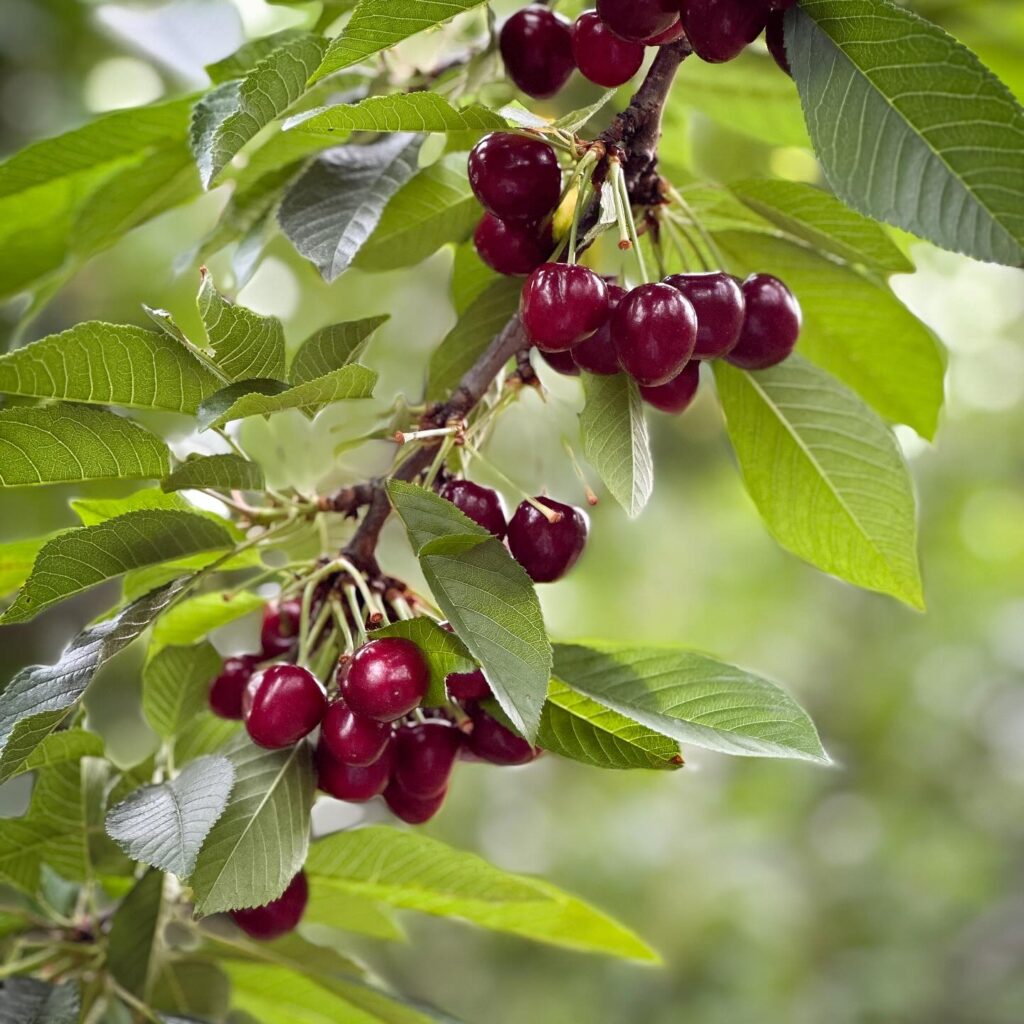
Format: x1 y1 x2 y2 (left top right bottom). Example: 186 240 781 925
567 149 599 265
394 424 463 445
562 437 599 506
330 596 355 655
661 211 707 272
613 160 648 282
667 185 728 269
342 584 368 644
461 440 563 523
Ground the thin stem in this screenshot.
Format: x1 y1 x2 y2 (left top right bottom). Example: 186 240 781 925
562 437 599 506
661 211 706 271
109 980 164 1024
462 441 562 522
330 596 355 655
614 161 648 282
0 949 54 979
343 585 368 644
667 185 728 269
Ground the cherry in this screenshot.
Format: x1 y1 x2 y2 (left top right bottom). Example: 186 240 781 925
571 284 625 375
230 871 308 940
384 779 447 825
466 705 540 766
726 274 802 370
613 282 697 386
639 361 702 414
663 271 745 359
468 134 561 224
640 18 686 45
243 664 326 749
537 347 580 377
596 0 680 44
393 721 462 799
765 11 791 75
521 264 609 351
316 740 393 801
446 667 492 702
320 700 393 767
679 0 771 63
439 479 508 539
473 213 551 277
341 637 429 722
506 498 588 583
499 5 575 99
259 598 302 657
209 654 258 720
571 12 645 88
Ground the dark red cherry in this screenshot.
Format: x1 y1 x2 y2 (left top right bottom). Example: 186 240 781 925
521 264 609 351
342 637 429 722
259 598 302 657
230 871 308 940
209 654 259 720
596 0 680 43
393 721 463 799
679 0 771 63
571 284 625 375
320 700 393 767
316 740 393 801
439 479 508 539
726 274 802 370
468 133 561 223
571 12 645 88
613 283 697 386
384 779 447 824
243 664 327 749
664 271 745 359
499 5 576 99
467 705 540 766
640 18 686 45
765 11 791 75
446 667 492 702
639 361 701 414
506 498 588 583
473 213 551 277
537 347 580 377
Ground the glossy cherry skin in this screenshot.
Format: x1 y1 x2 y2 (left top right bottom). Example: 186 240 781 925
571 284 625 375
521 264 610 351
664 271 745 359
468 133 561 223
320 700 393 767
243 664 327 749
446 667 492 702
537 347 580 377
679 0 771 63
393 721 463 799
640 18 686 45
726 274 802 370
474 213 551 277
499 5 576 99
439 479 508 539
384 779 448 825
467 706 540 766
231 871 308 940
316 739 393 801
341 637 430 722
596 0 680 43
507 498 588 583
571 12 645 88
613 283 697 386
209 654 259 720
765 11 791 75
639 361 701 414
259 598 302 657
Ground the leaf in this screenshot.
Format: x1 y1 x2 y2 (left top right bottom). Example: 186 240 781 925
355 154 480 271
142 642 223 739
312 0 490 82
788 0 1024 266
306 827 657 961
287 93 507 136
0 579 189 784
579 372 653 519
162 454 265 493
191 34 328 188
0 404 169 488
0 322 222 414
290 315 388 383
1 510 234 624
715 357 923 606
107 757 236 878
151 590 266 651
205 29 308 84
189 737 315 914
107 870 164 997
386 478 488 549
202 929 362 981
70 489 240 535
150 959 230 1021
14 730 104 779
552 91 618 133
0 534 55 599
426 278 521 401
0 978 81 1024
303 877 403 940
278 134 423 282
174 715 241 765
372 617 475 706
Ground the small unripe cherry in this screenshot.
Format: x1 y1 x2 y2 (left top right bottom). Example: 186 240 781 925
521 264 610 351
342 637 430 722
320 700 393 766
230 871 308 940
243 664 327 749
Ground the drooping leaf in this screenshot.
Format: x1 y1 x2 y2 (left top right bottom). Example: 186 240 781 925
714 357 924 608
142 642 223 739
371 616 475 706
289 315 388 383
107 870 164 997
162 453 265 493
0 978 81 1024
151 589 266 651
287 93 506 136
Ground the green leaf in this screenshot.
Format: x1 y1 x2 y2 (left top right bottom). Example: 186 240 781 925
0 404 169 488
0 979 81 1024
0 323 222 414
1 510 234 624
788 0 1024 266
278 134 423 281
714 356 923 608
191 34 328 188
355 155 480 272
162 454 265 493
189 736 315 914
107 870 164 997
312 0 490 82
579 372 653 519
150 959 230 1021
70 489 240 534
174 715 241 765
0 534 54 599
426 278 521 401
151 590 266 651
386 478 488 548
306 827 658 961
551 91 618 133
450 240 496 315
143 642 223 739
287 93 506 136
107 756 236 878
303 877 403 940
0 579 189 784
372 616 475 706
15 730 105 779
205 30 308 84
203 929 362 981
289 315 389 383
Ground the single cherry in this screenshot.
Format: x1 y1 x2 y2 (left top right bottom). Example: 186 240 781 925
209 654 258 720
499 5 576 99
571 12 645 88
384 779 448 825
571 283 625 375
468 134 561 223
521 264 609 351
596 0 680 43
507 498 588 583
439 479 508 539
393 721 463 799
613 282 697 386
726 274 802 370
230 871 308 940
243 664 326 749
664 271 745 359
259 598 302 657
765 11 791 75
467 706 540 766
342 637 429 722
320 700 393 767
316 740 393 801
679 0 771 63
474 214 551 277
639 361 702 414
537 347 580 377
446 667 492 702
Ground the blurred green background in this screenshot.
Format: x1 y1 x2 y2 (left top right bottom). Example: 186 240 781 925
2 2 1023 1022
